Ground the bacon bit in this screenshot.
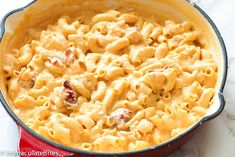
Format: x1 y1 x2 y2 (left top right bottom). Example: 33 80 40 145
63 80 77 106
111 108 132 128
48 49 75 67
49 56 59 65
63 80 73 90
65 49 72 57
65 89 77 105
65 48 75 64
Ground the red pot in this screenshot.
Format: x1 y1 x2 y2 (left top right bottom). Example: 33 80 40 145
17 124 204 157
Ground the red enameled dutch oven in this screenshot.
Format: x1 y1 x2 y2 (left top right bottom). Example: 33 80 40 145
0 0 228 157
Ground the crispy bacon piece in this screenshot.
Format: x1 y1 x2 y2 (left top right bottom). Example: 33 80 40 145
63 80 73 90
48 49 75 67
65 89 77 105
49 56 59 65
65 49 72 57
110 108 132 128
65 48 75 64
63 80 77 106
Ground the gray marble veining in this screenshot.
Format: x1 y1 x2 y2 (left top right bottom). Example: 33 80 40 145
169 145 203 157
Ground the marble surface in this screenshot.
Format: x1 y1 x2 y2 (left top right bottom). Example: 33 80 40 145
0 0 235 156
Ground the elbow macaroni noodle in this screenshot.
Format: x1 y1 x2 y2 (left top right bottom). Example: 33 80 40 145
3 8 217 152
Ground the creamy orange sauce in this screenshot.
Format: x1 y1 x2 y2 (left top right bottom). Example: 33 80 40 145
2 1 218 152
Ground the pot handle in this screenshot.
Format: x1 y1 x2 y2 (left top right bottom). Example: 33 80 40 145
201 92 225 122
17 125 75 157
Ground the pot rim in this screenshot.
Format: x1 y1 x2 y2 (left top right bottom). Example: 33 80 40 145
0 0 228 156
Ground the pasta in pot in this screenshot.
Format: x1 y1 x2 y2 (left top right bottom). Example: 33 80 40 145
3 7 217 152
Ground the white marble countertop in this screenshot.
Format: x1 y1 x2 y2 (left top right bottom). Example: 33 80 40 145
0 0 235 156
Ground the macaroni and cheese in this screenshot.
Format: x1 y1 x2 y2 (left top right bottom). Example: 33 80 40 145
3 8 217 152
